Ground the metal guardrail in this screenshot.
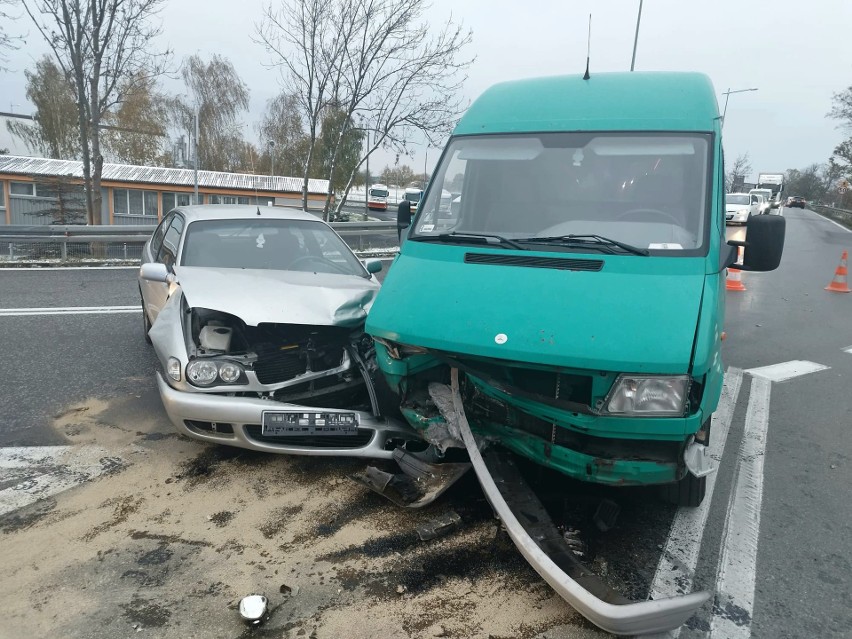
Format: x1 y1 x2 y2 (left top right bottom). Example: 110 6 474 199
0 221 399 263
811 204 852 229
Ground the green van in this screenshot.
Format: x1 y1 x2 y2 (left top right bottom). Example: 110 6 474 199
368 71 785 506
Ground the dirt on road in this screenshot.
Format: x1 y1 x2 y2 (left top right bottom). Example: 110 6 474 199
0 392 604 639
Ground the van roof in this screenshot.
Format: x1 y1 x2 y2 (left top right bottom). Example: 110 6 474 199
454 72 719 136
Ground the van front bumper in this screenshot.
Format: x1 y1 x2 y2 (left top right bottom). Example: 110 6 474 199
156 372 416 458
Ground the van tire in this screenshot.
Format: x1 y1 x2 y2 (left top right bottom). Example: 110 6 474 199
660 472 706 508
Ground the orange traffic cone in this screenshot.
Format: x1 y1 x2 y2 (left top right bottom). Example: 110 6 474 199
726 247 746 292
825 250 851 293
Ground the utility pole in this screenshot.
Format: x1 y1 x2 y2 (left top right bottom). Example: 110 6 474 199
268 140 276 177
193 107 199 204
721 87 758 128
364 130 370 219
630 0 643 71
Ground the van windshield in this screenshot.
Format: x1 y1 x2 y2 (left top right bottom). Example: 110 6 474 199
411 133 711 255
726 194 750 205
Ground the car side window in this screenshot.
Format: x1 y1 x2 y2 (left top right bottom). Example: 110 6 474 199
158 214 185 268
149 214 173 260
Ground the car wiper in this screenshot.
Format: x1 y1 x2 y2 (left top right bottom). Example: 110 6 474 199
416 232 526 250
518 234 649 256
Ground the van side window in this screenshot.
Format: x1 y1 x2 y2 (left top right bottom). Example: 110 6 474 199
158 214 185 267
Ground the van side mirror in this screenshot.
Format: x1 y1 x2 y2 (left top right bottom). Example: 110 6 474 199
734 214 786 272
363 258 383 274
397 200 412 240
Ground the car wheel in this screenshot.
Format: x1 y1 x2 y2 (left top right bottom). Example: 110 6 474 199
141 297 152 345
659 471 706 507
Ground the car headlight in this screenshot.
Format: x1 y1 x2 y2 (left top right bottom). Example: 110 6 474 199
167 357 182 382
603 375 690 416
185 359 247 387
186 360 219 386
738 208 749 216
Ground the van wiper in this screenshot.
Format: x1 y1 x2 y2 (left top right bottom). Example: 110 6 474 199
417 232 526 250
518 234 649 256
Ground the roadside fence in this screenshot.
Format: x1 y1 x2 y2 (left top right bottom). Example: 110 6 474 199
0 221 399 265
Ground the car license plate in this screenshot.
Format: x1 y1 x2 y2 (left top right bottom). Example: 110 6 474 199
261 411 359 436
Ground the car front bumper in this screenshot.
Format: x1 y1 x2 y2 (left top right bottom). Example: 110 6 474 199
156 372 416 458
725 211 750 224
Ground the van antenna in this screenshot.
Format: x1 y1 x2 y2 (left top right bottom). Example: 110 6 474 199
583 14 591 80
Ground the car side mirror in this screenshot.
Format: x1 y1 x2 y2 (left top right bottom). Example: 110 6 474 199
397 200 412 240
734 214 786 272
364 258 383 274
140 262 174 283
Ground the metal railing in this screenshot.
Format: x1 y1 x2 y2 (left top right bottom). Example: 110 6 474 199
0 221 400 264
811 204 852 230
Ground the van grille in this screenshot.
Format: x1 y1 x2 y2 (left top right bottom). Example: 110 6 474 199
464 253 604 271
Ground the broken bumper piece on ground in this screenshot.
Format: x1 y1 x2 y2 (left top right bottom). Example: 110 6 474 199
450 368 710 636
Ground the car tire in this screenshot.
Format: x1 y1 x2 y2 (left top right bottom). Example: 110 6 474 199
141 297 152 345
659 471 706 507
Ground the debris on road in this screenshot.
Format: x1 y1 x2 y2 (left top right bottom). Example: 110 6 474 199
593 499 621 533
416 510 462 541
238 594 268 626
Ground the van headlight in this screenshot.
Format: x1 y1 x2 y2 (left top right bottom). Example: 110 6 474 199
186 359 247 387
603 375 690 416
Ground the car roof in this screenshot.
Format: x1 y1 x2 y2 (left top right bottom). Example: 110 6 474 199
171 205 327 224
454 71 719 135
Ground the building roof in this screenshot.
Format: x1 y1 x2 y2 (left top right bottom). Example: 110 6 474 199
0 154 330 195
454 72 720 135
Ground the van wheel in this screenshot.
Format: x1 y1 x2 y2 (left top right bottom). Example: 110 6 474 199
660 472 706 507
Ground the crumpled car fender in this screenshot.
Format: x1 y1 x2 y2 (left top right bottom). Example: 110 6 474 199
149 288 189 371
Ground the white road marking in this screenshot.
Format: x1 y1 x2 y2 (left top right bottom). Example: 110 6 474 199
710 376 771 639
0 305 141 317
0 265 138 271
842 345 852 354
812 211 852 233
0 446 126 517
745 360 829 382
648 367 743 637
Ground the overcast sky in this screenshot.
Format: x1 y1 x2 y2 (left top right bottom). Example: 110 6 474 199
2 0 852 181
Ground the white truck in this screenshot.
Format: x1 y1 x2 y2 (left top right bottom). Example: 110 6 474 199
757 172 785 208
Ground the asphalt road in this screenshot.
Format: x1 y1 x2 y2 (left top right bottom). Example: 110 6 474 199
0 208 850 638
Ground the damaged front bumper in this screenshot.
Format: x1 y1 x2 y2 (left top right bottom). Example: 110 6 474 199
156 372 415 458
450 370 710 636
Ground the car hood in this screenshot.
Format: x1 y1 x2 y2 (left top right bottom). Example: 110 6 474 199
367 245 707 374
725 203 750 213
173 266 380 327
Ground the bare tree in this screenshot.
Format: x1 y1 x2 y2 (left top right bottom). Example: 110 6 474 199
168 54 251 173
725 152 752 192
0 0 21 69
257 92 310 177
21 0 169 224
257 0 352 211
102 72 169 166
260 0 473 220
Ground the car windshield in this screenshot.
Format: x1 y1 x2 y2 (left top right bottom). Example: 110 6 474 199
405 191 421 203
411 132 711 255
726 194 750 205
180 218 368 277
370 188 388 197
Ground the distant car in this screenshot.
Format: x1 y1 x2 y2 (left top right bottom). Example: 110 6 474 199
786 196 806 209
138 205 414 458
725 192 760 225
749 188 774 213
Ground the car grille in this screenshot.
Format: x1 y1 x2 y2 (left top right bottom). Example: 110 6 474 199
244 425 374 448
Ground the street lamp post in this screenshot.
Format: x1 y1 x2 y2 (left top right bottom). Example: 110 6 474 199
721 87 758 128
630 0 643 72
267 140 276 177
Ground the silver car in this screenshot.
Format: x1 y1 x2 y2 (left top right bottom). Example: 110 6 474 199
138 205 414 457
